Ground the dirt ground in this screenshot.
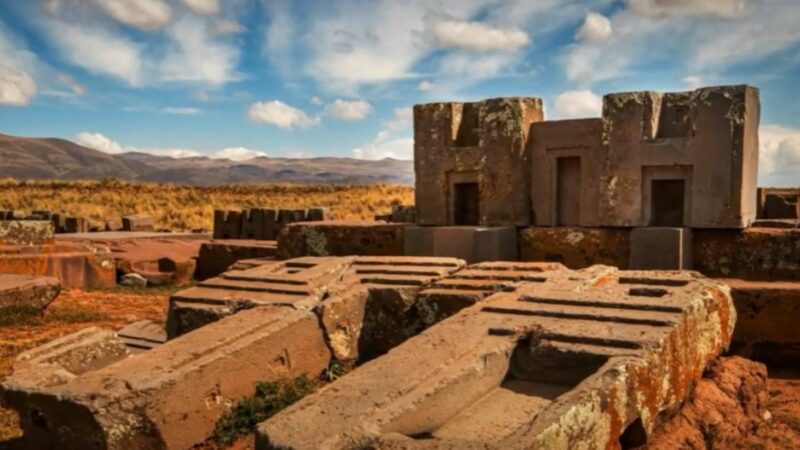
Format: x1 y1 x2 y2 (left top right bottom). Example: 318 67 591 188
0 289 798 449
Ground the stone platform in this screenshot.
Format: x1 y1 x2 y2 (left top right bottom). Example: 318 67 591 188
278 221 407 259
194 239 277 281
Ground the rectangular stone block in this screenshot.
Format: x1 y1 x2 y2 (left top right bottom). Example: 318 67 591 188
257 269 735 449
2 306 332 450
241 208 278 240
64 217 89 234
693 228 800 280
518 226 631 269
306 207 326 221
213 209 242 239
0 220 54 246
122 213 156 232
630 227 692 270
723 278 800 366
194 239 277 281
405 226 517 263
278 221 406 259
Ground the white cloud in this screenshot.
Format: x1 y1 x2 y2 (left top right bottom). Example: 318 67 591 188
212 147 267 161
760 125 800 180
627 0 749 20
160 16 240 85
309 96 323 105
385 107 412 132
95 0 172 30
0 68 37 106
576 12 612 43
214 19 244 34
76 132 124 154
194 90 210 101
48 22 144 85
180 0 219 16
682 75 702 90
353 137 413 160
417 80 435 91
431 19 530 52
553 90 603 119
75 131 269 160
248 100 320 129
324 99 372 121
162 106 203 115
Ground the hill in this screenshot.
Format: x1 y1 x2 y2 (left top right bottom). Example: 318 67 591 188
0 133 414 185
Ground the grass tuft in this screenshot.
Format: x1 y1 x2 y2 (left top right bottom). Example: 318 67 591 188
212 375 317 446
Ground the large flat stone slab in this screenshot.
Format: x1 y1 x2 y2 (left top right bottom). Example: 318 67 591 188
257 269 735 450
0 244 115 289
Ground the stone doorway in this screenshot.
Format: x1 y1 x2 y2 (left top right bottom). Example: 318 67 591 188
453 182 480 225
556 157 582 226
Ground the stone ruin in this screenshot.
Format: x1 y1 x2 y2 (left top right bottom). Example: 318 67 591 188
1 256 735 449
0 83 797 449
213 207 327 240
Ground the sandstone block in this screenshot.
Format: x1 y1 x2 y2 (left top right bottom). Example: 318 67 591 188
405 226 517 263
630 227 692 270
278 221 406 259
0 275 60 310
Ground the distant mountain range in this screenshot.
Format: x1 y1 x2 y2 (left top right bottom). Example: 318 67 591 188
0 133 414 185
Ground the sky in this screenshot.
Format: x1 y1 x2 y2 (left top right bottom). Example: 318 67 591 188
0 0 798 186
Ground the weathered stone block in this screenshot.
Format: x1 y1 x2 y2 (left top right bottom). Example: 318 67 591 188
0 243 116 289
64 217 89 234
0 220 54 246
693 227 800 280
630 227 692 270
518 227 631 269
278 221 406 259
404 226 517 263
122 213 156 232
0 275 60 310
1 306 331 450
213 209 242 239
194 239 277 280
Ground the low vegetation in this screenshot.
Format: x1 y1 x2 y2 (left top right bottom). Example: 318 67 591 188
0 178 414 231
0 305 109 327
212 375 317 446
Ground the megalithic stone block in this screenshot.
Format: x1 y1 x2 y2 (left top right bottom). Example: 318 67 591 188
122 213 156 232
630 227 692 270
257 269 735 450
0 275 61 310
213 210 243 239
1 306 332 450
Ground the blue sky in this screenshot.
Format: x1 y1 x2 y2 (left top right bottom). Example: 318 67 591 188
0 0 798 185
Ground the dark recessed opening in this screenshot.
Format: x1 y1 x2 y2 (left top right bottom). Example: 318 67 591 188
30 409 48 430
454 103 480 147
453 182 480 226
628 287 669 297
556 156 582 226
650 179 685 227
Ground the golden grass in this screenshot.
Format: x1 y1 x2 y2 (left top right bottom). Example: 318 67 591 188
0 178 414 231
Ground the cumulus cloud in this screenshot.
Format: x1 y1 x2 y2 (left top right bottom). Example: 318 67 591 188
48 22 144 85
76 132 124 154
576 12 612 43
180 0 219 16
162 106 202 115
431 19 530 52
309 96 323 105
552 90 602 119
160 17 240 85
324 99 372 121
385 107 412 132
95 0 172 30
213 147 267 161
627 0 749 20
417 80 435 91
248 100 320 129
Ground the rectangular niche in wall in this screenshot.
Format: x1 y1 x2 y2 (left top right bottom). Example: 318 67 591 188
556 157 582 226
650 179 686 227
453 182 480 225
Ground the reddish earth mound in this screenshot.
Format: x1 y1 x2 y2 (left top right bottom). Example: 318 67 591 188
649 356 800 449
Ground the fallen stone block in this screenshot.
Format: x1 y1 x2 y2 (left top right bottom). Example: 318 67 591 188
257 269 735 449
120 272 148 287
116 320 168 353
0 243 116 289
1 306 331 450
0 275 60 310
